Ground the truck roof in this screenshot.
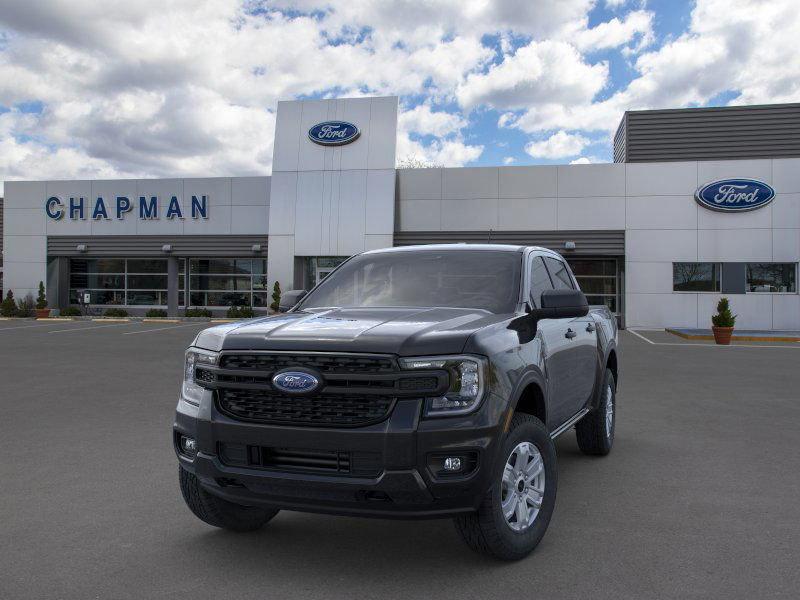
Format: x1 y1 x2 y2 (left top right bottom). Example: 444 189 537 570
362 243 560 255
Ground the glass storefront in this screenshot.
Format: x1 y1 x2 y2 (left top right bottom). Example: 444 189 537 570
69 258 185 306
188 258 268 307
69 257 267 308
567 258 619 314
303 256 348 290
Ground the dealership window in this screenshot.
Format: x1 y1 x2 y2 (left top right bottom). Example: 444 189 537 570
673 263 721 292
543 257 574 290
304 256 349 290
69 258 185 306
568 259 618 313
746 263 797 293
188 258 269 307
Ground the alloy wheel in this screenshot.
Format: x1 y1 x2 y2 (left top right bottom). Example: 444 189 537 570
501 441 545 532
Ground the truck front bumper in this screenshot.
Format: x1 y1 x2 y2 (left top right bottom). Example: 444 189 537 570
174 392 506 519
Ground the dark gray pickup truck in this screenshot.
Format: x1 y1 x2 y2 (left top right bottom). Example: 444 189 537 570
174 244 619 560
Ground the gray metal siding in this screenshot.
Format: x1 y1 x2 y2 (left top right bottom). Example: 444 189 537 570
393 230 624 256
614 103 800 162
47 235 268 257
0 198 3 270
613 114 627 163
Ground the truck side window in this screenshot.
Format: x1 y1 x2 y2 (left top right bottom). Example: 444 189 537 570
544 257 575 290
529 256 554 307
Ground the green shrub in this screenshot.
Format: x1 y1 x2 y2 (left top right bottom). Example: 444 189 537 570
145 309 168 318
711 297 736 328
227 305 255 319
16 294 36 317
270 280 281 312
1 290 17 317
61 307 82 317
185 308 212 318
36 281 47 310
104 308 129 318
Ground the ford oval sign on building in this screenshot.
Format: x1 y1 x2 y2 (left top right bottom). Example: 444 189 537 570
308 121 360 146
695 179 775 212
272 370 320 394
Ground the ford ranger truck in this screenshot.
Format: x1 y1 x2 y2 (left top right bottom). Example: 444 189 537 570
174 244 619 560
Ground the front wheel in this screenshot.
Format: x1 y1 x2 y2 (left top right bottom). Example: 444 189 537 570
179 467 279 532
454 414 557 560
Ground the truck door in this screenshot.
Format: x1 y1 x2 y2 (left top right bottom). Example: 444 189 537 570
527 255 573 431
542 256 598 422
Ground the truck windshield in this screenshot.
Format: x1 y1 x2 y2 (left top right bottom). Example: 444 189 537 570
297 250 521 314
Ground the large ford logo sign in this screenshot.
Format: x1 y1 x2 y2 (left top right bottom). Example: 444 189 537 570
308 121 360 146
272 370 320 394
695 179 775 212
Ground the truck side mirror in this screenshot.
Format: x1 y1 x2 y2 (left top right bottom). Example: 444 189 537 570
278 290 308 312
533 289 589 319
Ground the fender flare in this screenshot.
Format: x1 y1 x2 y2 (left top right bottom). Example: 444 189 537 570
507 367 549 426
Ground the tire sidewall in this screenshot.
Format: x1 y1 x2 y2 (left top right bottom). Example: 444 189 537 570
487 417 557 558
601 369 616 451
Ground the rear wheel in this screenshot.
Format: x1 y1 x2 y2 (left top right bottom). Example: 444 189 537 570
454 414 557 560
575 368 616 455
179 467 279 532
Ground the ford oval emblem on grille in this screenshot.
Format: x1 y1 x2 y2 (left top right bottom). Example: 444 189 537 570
272 370 320 394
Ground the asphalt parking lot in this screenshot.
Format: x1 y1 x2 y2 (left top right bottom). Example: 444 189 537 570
1 320 799 599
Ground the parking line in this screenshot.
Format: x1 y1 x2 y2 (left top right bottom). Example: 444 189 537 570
47 322 137 334
123 323 206 335
0 322 82 332
626 329 655 344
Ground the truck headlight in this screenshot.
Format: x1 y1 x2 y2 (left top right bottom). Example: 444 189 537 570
182 348 219 405
399 355 487 417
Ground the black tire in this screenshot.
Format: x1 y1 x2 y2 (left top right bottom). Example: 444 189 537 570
575 368 616 456
454 414 557 561
179 467 279 532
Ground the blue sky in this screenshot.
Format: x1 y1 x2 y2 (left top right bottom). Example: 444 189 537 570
0 0 798 189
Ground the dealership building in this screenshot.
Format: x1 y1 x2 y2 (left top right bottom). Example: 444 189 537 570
2 97 800 330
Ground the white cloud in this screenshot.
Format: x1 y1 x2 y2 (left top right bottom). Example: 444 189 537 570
396 132 483 167
569 157 592 164
398 104 466 137
503 156 516 165
525 130 589 159
458 40 608 110
572 10 653 52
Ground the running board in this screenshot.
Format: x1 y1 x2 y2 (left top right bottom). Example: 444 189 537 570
550 408 590 439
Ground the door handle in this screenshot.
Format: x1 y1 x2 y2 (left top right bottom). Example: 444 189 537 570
565 328 577 339
586 323 595 333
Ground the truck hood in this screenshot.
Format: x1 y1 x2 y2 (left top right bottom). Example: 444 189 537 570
193 307 508 356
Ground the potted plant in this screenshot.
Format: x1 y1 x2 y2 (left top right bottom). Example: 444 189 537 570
711 297 736 345
35 281 50 318
270 280 281 313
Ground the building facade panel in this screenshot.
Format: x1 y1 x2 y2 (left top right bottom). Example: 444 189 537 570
625 195 698 230
498 165 557 198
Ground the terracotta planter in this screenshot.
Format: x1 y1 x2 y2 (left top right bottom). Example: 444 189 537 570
35 308 51 318
712 326 734 345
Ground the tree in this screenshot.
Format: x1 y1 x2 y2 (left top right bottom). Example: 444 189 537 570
36 281 47 310
396 155 444 169
1 290 17 317
270 281 281 313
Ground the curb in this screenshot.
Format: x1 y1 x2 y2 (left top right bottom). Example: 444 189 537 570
665 328 800 343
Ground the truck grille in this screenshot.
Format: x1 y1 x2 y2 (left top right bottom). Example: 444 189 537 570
218 442 382 477
220 353 395 374
217 388 394 427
